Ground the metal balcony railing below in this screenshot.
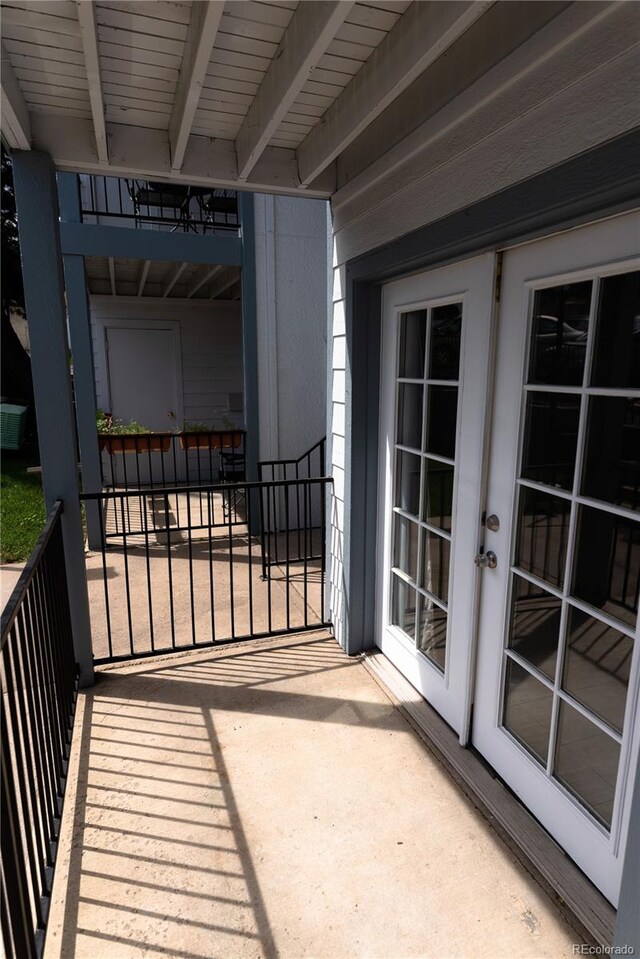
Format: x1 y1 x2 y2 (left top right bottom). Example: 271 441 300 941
80 175 239 235
1 503 79 959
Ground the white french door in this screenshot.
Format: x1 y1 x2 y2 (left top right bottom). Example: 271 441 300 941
376 255 495 736
376 212 640 905
473 213 640 906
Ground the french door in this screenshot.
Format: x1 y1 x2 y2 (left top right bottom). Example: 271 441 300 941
376 211 640 904
376 255 495 735
473 213 640 906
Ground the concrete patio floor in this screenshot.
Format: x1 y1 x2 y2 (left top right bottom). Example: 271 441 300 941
45 633 586 959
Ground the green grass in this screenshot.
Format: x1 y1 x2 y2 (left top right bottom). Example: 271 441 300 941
0 446 46 564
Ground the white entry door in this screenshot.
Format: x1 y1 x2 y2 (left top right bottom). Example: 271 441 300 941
376 255 495 735
473 213 640 906
106 325 181 432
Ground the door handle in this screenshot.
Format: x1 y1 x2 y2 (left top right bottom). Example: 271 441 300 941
474 551 497 569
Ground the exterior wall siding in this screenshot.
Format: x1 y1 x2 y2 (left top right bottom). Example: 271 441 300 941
325 1 640 653
88 296 244 430
254 193 330 462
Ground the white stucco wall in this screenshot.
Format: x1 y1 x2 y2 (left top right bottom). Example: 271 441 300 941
254 193 330 462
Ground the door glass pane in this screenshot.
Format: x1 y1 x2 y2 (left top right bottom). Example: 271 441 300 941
395 450 421 517
393 514 419 582
528 281 592 385
424 386 458 458
502 658 553 766
562 607 632 734
553 701 620 829
515 487 571 589
391 574 417 641
572 506 639 628
398 310 426 378
423 459 454 532
591 271 640 389
420 530 450 603
397 383 423 450
508 575 561 681
521 393 580 491
429 303 461 380
417 597 447 672
582 396 640 511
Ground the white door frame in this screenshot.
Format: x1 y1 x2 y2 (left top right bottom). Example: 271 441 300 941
375 254 496 738
473 212 640 906
95 316 184 429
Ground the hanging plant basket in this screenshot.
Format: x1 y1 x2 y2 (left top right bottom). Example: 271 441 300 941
99 433 172 454
179 430 243 451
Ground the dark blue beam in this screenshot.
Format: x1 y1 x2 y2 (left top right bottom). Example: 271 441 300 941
59 221 242 265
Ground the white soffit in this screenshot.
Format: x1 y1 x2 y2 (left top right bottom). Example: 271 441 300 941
0 0 492 196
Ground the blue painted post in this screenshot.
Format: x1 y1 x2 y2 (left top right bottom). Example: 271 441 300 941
11 151 94 686
57 172 103 551
239 192 260 535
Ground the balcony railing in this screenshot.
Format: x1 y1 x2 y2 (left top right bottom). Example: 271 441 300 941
1 503 79 959
80 175 239 235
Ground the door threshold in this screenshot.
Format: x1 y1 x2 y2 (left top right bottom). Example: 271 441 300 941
362 649 616 948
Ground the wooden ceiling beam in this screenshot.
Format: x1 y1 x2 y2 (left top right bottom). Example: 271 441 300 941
169 1 224 172
76 0 108 164
235 1 354 181
296 0 492 186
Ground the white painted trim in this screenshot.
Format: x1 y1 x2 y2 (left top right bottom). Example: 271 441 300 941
235 0 354 181
108 256 116 296
169 1 224 172
263 194 279 459
187 264 224 298
76 0 108 164
137 260 150 297
209 266 239 299
161 261 189 298
297 0 491 186
29 115 336 198
1 41 31 150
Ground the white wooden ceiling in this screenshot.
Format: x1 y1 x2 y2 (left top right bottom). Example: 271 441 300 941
0 0 492 197
84 255 241 299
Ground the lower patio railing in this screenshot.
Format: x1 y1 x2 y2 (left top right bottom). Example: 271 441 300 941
81 476 332 664
1 503 79 959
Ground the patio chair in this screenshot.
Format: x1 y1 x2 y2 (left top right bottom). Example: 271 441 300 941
126 180 192 231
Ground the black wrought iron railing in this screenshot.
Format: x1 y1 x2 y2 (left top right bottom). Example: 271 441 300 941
258 438 326 577
1 503 79 959
80 175 239 234
100 430 246 492
81 476 332 664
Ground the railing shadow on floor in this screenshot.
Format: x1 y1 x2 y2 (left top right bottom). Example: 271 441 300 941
46 637 396 959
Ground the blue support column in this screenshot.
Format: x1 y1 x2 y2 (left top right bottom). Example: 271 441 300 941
57 173 103 551
239 191 259 484
11 151 94 686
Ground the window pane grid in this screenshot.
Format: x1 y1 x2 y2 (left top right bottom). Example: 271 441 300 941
502 268 639 832
390 303 462 662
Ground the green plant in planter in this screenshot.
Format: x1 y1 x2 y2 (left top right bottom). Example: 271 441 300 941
96 410 150 434
96 410 170 453
181 421 209 432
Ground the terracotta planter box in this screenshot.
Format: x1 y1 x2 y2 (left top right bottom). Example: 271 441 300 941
179 431 243 451
99 433 171 454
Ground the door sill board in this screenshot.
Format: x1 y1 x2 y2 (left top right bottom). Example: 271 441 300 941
362 649 616 947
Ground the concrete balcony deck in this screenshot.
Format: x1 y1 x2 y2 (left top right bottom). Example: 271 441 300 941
45 634 586 958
